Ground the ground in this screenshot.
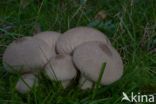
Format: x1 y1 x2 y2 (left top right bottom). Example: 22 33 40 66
0 0 156 104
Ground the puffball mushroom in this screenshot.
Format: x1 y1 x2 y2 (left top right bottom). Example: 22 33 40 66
34 31 60 52
16 73 38 94
73 41 123 89
56 27 111 54
45 54 77 88
3 36 53 73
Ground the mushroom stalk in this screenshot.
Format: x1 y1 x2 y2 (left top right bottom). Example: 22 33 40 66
79 75 93 90
16 73 38 94
61 80 71 88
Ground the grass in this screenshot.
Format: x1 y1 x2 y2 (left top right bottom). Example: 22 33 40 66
0 0 156 104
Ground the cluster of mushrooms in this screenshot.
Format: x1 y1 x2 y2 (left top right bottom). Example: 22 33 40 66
3 27 123 94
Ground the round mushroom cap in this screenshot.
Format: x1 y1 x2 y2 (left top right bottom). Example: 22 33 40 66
56 27 111 54
45 54 77 81
3 37 53 73
16 74 38 94
73 41 123 85
34 31 60 52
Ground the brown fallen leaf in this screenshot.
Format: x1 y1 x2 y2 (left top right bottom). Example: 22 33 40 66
95 10 107 20
20 0 31 9
140 84 156 94
150 48 156 53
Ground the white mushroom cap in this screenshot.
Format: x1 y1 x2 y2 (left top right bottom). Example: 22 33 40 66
3 37 53 73
73 41 123 85
56 27 111 54
34 31 60 52
45 55 77 88
16 73 38 94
